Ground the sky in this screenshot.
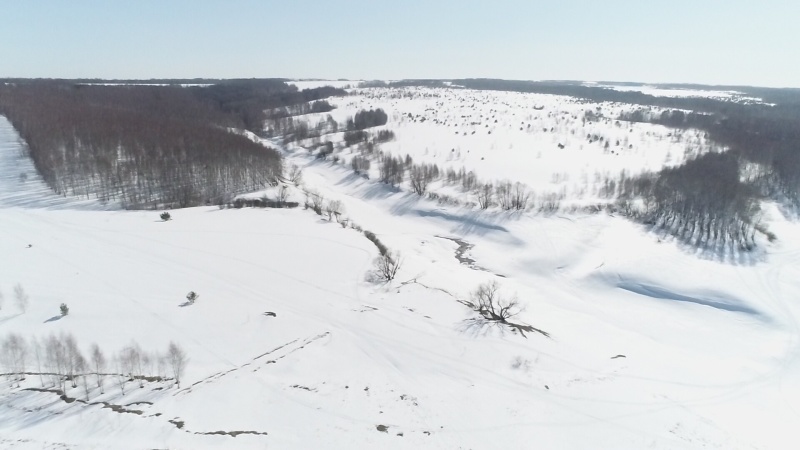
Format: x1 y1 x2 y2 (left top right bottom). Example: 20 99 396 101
1 0 798 87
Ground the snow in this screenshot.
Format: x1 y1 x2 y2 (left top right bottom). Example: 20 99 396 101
2 81 800 450
297 86 719 203
589 82 766 104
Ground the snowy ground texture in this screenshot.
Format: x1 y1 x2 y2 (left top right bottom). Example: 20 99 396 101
2 80 800 449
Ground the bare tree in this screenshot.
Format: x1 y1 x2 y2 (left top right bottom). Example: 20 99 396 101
307 190 325 215
114 356 127 396
510 182 530 210
496 181 513 210
31 336 45 387
2 334 28 387
76 353 89 400
477 183 493 209
468 281 522 323
277 185 289 206
325 200 344 222
288 164 303 185
0 336 11 381
45 334 67 390
64 333 83 388
373 251 402 282
409 163 436 195
120 344 143 388
13 283 29 313
90 343 106 393
167 341 188 388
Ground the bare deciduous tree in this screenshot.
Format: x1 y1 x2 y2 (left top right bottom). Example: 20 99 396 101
64 333 83 388
32 336 45 387
167 341 188 388
90 343 106 393
468 281 523 323
306 190 325 215
510 182 530 210
409 163 437 195
120 344 143 388
114 356 127 396
45 334 67 390
325 200 344 222
373 251 402 282
277 185 289 206
288 164 303 185
2 333 27 387
75 352 89 400
477 183 493 209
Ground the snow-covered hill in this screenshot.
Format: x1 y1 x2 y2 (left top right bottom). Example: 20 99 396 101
2 82 800 450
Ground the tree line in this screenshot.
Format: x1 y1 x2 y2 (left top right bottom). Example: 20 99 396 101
0 81 283 208
189 80 345 131
1 332 188 400
613 152 761 249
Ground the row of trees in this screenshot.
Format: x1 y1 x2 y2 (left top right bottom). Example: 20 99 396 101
265 100 335 120
0 82 283 208
616 152 761 249
190 80 344 131
346 109 388 131
0 332 188 399
344 145 540 211
623 106 800 213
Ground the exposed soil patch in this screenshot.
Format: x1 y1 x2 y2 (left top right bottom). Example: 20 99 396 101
290 384 316 392
23 387 145 414
196 430 268 437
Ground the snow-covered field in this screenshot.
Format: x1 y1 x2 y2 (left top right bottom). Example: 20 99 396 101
296 86 719 204
2 80 800 450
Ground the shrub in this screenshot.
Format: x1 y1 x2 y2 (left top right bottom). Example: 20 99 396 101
186 291 199 304
363 230 388 256
160 212 171 221
60 303 69 316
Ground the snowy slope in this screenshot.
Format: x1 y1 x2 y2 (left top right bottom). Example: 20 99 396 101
296 86 719 205
2 92 800 450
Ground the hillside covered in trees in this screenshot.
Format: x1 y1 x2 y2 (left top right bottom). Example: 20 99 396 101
0 80 344 209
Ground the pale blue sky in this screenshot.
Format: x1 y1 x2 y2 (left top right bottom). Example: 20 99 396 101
1 0 797 87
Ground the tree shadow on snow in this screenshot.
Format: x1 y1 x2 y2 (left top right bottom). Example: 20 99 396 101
644 223 767 266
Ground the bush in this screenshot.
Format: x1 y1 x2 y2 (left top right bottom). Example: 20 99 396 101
186 291 199 304
363 230 389 256
160 212 171 221
60 303 69 316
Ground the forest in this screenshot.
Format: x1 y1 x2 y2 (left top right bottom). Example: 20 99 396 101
0 79 343 209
